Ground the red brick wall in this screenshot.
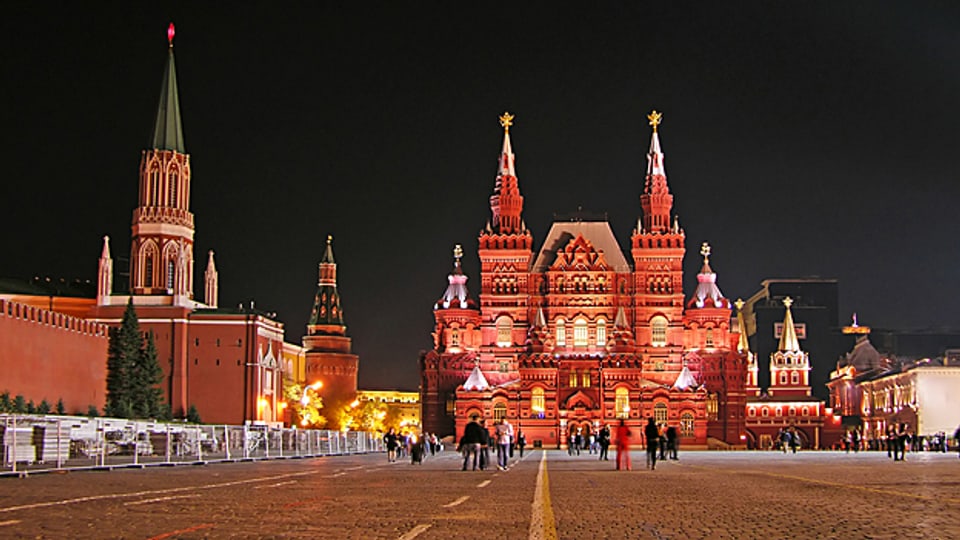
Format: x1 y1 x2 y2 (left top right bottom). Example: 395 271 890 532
0 299 107 413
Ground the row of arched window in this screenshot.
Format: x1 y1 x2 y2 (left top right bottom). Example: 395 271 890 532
748 405 812 417
143 163 187 209
494 314 670 348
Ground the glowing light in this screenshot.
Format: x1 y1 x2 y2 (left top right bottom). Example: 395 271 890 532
279 401 288 410
257 398 268 409
167 23 175 46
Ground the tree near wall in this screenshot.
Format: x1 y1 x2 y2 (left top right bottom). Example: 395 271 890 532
104 299 169 420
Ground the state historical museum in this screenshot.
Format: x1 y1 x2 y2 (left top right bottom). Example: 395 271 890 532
419 112 749 449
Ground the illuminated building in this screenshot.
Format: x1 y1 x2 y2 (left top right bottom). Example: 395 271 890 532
356 390 420 430
743 297 840 449
420 112 747 449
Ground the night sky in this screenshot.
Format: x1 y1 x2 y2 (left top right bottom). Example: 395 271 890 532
4 3 959 391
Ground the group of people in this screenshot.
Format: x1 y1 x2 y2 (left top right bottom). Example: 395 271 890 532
777 426 801 454
457 416 527 471
383 428 443 464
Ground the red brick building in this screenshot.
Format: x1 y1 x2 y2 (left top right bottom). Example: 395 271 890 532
420 112 748 449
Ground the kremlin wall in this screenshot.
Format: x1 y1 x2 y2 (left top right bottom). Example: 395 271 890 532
2 27 959 446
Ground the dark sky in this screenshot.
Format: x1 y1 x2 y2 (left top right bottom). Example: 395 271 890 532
3 2 959 391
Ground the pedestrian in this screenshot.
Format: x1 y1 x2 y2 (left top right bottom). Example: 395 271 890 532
779 428 791 454
615 419 632 471
895 423 909 461
384 427 399 463
666 425 678 460
573 428 583 456
851 428 860 453
788 427 799 453
658 423 667 461
644 417 659 470
458 415 483 471
505 419 515 459
954 424 960 458
479 419 491 470
886 425 896 459
495 420 511 470
517 430 526 458
598 423 611 461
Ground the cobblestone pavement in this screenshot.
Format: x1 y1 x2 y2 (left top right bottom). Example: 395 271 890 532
0 449 957 539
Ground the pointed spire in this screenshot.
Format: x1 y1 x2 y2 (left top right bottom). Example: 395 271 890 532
97 235 113 304
778 297 801 352
437 244 474 309
151 23 186 152
462 364 491 391
646 110 667 179
614 306 629 329
321 235 336 264
639 110 673 234
204 250 219 308
689 242 727 309
735 299 750 353
672 365 698 391
534 306 547 328
489 111 525 234
308 235 344 328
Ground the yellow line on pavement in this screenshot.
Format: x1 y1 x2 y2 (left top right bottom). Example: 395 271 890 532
529 451 557 540
686 465 960 505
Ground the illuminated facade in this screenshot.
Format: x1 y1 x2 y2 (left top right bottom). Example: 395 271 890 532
743 298 841 449
356 390 420 429
420 112 748 449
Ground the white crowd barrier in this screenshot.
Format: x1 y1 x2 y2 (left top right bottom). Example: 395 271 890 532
0 414 384 475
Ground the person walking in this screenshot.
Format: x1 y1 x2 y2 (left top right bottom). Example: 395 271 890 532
516 430 526 458
615 419 632 471
479 419 491 470
458 415 484 471
644 417 659 470
495 420 511 470
779 428 791 454
598 423 611 461
666 425 678 460
384 428 399 463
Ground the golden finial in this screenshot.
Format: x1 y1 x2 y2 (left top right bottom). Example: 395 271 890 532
499 112 515 132
647 110 663 132
453 244 463 261
783 296 793 309
735 298 744 311
326 235 333 244
700 242 711 264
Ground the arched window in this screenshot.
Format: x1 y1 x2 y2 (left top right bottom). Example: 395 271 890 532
574 318 588 347
167 259 175 290
680 412 695 437
168 171 178 207
496 316 512 347
556 319 566 347
705 328 714 348
450 329 460 348
651 316 668 347
596 319 607 346
801 406 809 416
493 402 507 422
531 387 545 416
748 407 757 417
780 372 787 385
581 370 591 387
144 258 154 288
569 371 578 388
615 388 629 418
791 371 799 385
762 407 769 417
654 402 668 425
150 166 161 206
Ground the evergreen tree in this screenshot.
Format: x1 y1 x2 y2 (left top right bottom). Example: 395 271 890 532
105 299 142 418
26 400 36 414
186 405 201 423
13 395 26 413
0 392 10 412
55 398 65 414
132 331 166 418
87 405 100 417
37 399 51 414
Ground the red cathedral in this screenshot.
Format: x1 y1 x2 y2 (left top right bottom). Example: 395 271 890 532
421 111 759 449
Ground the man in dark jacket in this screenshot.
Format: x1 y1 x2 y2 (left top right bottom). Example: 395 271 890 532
459 416 484 471
644 417 660 470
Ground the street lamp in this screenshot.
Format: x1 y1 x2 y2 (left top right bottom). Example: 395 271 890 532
301 381 323 406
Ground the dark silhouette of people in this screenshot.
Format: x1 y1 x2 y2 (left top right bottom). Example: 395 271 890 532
644 417 659 470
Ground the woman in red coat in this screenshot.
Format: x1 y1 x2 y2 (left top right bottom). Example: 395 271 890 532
615 419 632 471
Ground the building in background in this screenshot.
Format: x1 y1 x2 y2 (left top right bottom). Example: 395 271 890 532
421 112 747 449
